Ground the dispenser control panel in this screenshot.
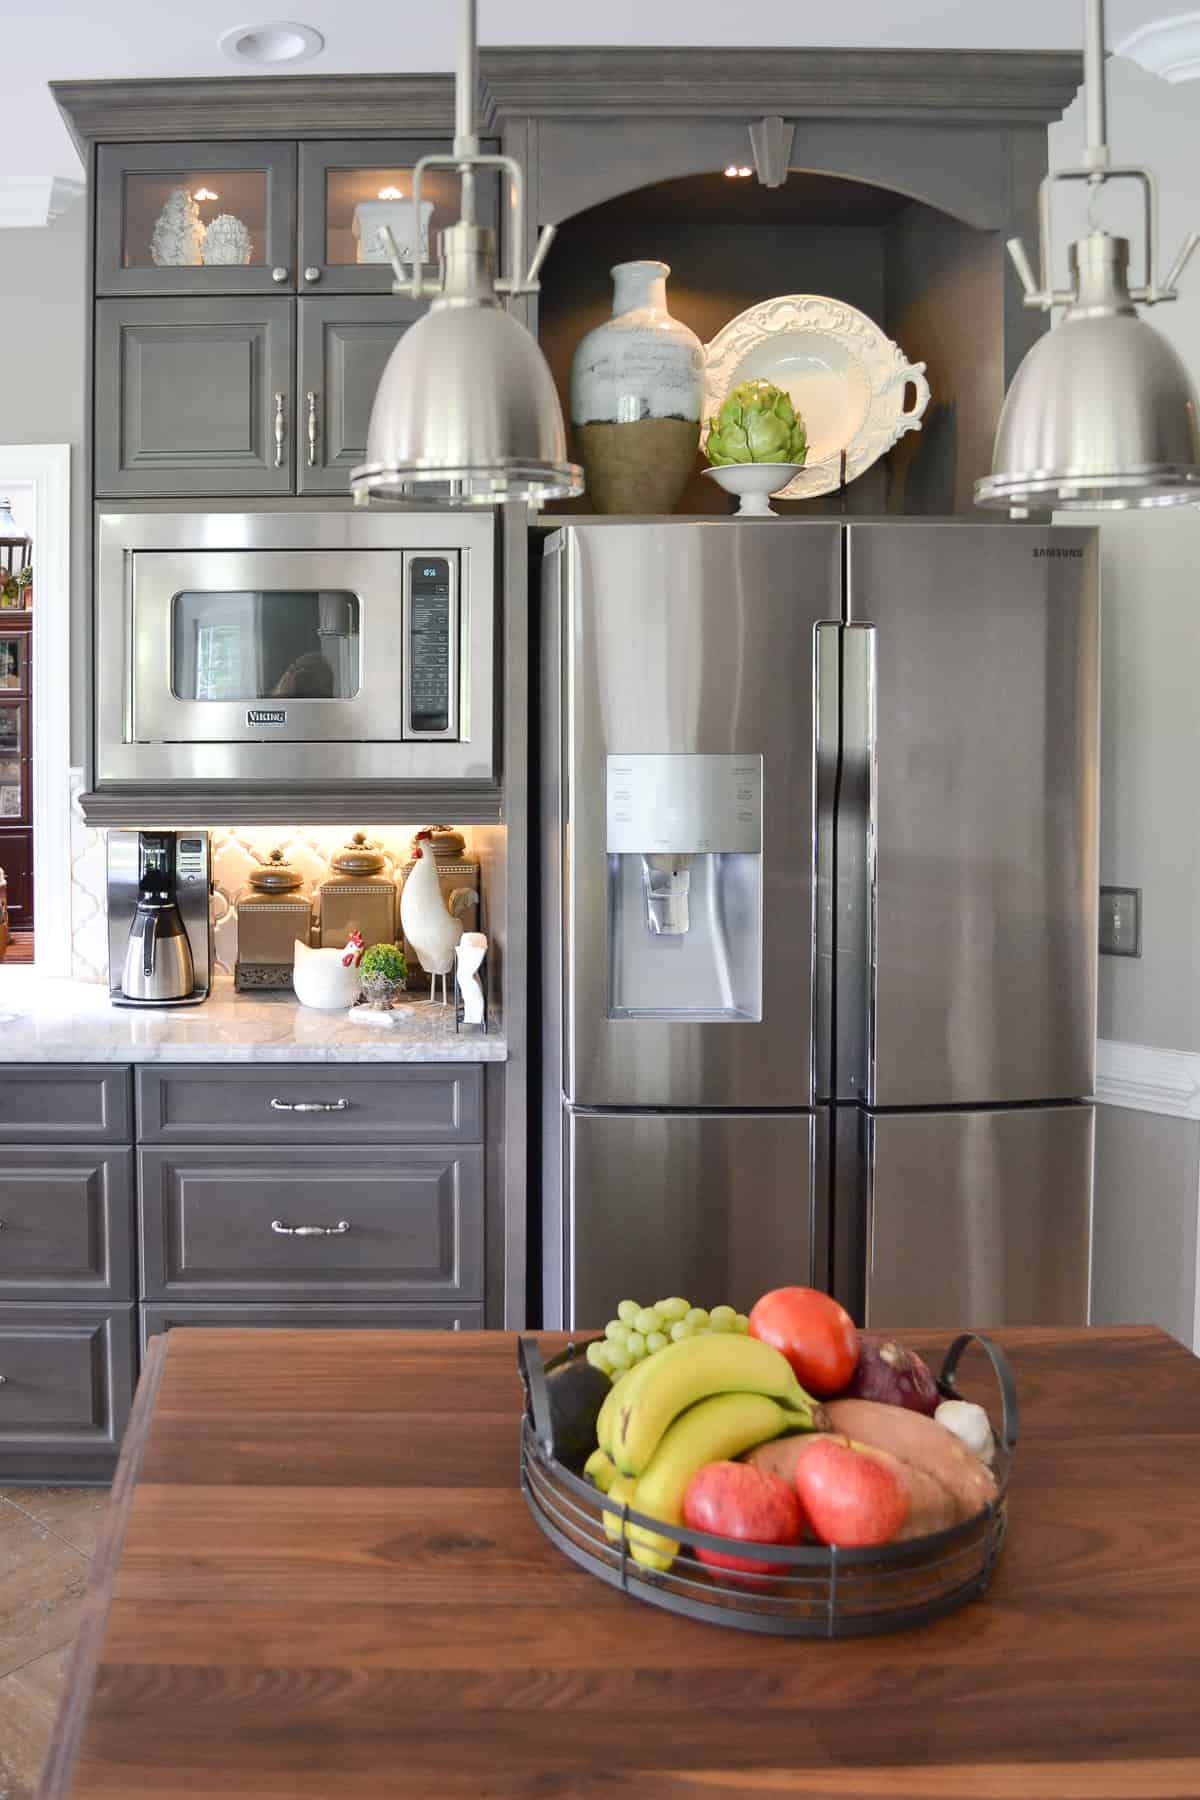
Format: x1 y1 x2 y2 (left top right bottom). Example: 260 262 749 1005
403 554 459 740
606 754 762 854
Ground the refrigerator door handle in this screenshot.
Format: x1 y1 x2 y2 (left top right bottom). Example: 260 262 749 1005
833 623 878 1106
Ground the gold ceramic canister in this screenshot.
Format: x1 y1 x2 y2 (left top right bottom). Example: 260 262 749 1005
235 849 314 990
318 831 397 950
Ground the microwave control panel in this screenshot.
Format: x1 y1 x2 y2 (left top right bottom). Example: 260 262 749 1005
403 553 459 740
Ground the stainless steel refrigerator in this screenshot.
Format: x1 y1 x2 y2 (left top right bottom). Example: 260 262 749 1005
538 519 1098 1331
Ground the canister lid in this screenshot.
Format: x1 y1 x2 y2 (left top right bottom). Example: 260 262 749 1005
411 825 467 863
247 848 304 894
331 831 386 878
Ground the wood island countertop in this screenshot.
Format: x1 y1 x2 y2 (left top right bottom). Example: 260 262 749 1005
39 1325 1200 1798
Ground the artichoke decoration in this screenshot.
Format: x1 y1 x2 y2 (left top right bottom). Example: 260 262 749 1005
704 379 808 467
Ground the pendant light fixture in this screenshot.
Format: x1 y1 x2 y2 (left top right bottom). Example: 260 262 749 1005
351 1 582 507
975 0 1200 513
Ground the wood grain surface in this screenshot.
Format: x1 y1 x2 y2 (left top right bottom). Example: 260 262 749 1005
38 1325 1200 1798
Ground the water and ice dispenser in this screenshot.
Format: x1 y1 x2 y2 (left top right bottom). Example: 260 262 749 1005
605 754 763 1021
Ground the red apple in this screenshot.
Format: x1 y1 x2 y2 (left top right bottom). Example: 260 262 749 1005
792 1437 909 1548
682 1460 804 1581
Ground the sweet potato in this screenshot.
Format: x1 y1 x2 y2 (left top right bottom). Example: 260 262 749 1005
747 1432 959 1541
824 1398 996 1519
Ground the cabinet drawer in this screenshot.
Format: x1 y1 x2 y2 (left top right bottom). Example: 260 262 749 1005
137 1064 482 1144
0 1304 135 1481
0 1148 134 1299
141 1300 484 1351
140 1145 484 1302
0 1067 132 1143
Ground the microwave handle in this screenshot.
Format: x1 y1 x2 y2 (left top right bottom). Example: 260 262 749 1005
273 393 287 469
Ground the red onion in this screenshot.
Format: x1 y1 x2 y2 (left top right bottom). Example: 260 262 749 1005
841 1335 940 1416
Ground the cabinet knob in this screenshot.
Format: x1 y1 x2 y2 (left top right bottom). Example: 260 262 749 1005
304 266 321 283
271 266 289 284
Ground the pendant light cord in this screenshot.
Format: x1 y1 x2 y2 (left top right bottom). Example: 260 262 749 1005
456 0 480 228
1083 0 1110 175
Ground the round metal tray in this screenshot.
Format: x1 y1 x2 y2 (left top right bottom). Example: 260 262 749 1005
518 1331 1018 1637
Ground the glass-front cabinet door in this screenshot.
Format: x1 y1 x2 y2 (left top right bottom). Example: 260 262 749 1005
96 142 297 295
297 140 497 293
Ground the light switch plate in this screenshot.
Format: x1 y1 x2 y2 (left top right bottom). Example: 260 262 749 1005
1100 886 1141 957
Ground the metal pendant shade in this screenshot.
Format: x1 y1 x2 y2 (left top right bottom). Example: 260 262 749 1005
976 0 1200 513
352 0 582 507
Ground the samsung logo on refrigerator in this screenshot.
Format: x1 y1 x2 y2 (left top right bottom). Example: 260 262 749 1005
247 708 287 726
1033 547 1084 559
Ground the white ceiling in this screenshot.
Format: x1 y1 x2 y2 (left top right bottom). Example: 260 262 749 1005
4 0 1181 182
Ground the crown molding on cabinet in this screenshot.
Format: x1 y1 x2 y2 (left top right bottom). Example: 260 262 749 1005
0 175 85 229
76 785 505 829
53 49 1084 156
476 48 1085 126
1096 1037 1200 1120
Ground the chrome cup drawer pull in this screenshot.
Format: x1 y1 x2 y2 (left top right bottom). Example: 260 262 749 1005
271 1219 351 1237
270 1097 350 1113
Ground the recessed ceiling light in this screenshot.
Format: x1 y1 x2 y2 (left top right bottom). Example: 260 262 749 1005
1117 11 1200 81
218 20 325 66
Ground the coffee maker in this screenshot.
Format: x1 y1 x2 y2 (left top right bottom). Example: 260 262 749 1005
107 830 212 1007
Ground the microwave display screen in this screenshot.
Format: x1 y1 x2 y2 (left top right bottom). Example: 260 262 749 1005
408 559 453 734
171 591 361 702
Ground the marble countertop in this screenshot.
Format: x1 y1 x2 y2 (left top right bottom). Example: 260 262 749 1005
0 972 505 1063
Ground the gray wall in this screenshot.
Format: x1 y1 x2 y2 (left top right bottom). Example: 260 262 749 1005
1092 1106 1199 1347
0 199 88 762
1050 60 1200 1346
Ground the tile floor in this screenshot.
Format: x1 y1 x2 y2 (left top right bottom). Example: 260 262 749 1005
0 1488 107 1800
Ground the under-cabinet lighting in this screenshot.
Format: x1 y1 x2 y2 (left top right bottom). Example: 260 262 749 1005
377 186 404 200
724 165 753 178
192 188 219 202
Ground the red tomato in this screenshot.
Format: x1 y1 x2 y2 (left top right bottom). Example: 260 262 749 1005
748 1287 859 1396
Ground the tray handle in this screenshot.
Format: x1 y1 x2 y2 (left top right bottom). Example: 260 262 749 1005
517 1334 555 1458
938 1331 1020 1456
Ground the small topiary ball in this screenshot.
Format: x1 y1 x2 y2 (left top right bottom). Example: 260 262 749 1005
359 942 408 984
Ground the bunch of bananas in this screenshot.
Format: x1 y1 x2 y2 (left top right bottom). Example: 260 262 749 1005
582 1333 825 1571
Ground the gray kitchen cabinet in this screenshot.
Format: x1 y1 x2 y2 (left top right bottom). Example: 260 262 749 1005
297 138 496 295
141 1300 484 1352
0 1066 132 1143
0 1303 136 1482
0 1147 134 1301
139 1143 485 1304
296 296 418 492
94 296 294 496
95 141 297 297
137 1063 483 1144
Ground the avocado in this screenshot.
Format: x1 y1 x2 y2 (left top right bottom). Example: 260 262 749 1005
545 1353 613 1468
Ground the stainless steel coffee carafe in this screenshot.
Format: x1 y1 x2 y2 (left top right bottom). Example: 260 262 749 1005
119 835 196 1003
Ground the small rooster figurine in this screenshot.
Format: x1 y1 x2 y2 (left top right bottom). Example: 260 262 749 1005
399 830 478 1005
340 929 365 969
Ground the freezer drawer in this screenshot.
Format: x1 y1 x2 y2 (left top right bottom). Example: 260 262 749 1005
564 1109 823 1329
850 1103 1093 1329
843 523 1098 1107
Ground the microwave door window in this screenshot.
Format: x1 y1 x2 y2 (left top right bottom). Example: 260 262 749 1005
171 591 360 703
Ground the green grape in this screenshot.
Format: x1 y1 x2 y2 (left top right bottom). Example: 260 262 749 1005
734 1313 750 1333
685 1307 710 1329
645 1331 669 1354
633 1307 664 1336
586 1340 614 1374
606 1339 632 1371
604 1319 628 1344
710 1305 738 1332
617 1299 640 1325
670 1319 697 1342
655 1297 690 1322
624 1331 646 1360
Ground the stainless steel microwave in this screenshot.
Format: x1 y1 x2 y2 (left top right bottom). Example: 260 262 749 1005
95 509 495 788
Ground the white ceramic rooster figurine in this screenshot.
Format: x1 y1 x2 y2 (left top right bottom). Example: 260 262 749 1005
400 831 478 1005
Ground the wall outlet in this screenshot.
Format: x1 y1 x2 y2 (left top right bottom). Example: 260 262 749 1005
1100 886 1141 957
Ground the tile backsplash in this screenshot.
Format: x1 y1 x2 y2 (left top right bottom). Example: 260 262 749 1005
68 787 475 985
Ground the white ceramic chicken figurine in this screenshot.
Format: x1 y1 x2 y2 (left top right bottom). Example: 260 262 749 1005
399 831 478 1005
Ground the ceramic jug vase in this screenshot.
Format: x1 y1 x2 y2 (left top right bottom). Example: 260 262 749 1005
570 261 703 513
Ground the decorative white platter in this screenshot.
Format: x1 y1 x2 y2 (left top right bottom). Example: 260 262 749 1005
703 295 931 501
